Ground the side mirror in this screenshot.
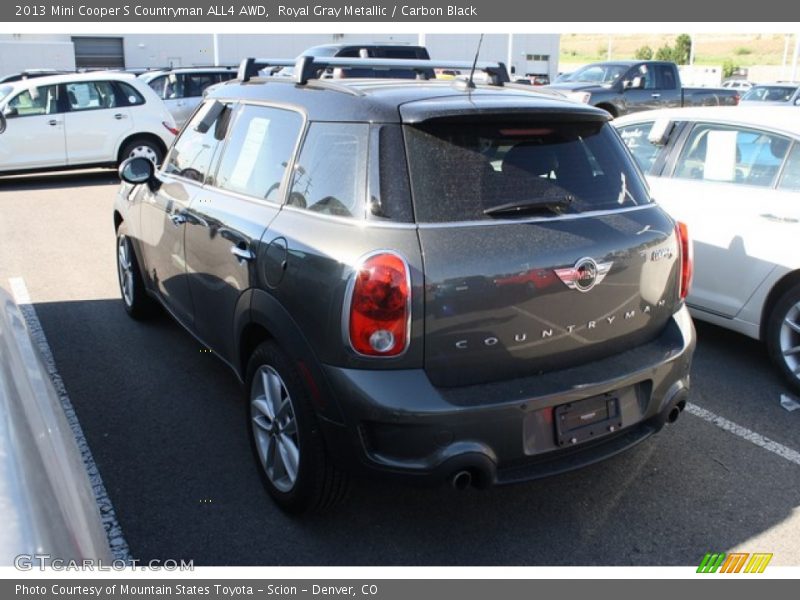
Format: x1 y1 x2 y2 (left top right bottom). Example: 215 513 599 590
3 106 18 118
795 97 800 106
0 112 5 134
624 77 643 90
118 156 155 185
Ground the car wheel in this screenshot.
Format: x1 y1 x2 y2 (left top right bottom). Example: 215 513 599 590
766 283 800 393
116 225 156 319
120 138 163 166
246 341 349 513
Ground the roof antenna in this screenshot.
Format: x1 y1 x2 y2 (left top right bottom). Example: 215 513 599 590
465 34 485 90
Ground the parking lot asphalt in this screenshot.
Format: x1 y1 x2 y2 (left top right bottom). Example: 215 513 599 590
1 171 798 566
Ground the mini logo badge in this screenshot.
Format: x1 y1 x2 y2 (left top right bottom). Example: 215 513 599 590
554 257 613 293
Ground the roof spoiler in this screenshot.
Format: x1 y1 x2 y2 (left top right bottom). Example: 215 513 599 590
237 56 511 86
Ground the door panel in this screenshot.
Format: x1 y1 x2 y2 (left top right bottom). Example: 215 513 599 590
0 85 66 170
183 103 304 363
138 175 197 325
63 81 132 164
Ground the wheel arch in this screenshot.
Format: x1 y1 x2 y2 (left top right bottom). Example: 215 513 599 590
239 289 345 424
595 102 618 118
760 269 800 341
116 132 168 165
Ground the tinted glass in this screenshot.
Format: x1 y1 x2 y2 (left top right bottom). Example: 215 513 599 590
778 144 800 192
182 73 217 98
656 65 676 89
66 81 118 111
6 85 59 116
674 123 791 187
216 104 303 201
116 82 145 106
287 122 368 218
146 75 167 98
618 121 662 174
405 119 651 223
742 86 798 102
164 102 231 183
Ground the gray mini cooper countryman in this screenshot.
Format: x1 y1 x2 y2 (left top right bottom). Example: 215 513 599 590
114 56 696 513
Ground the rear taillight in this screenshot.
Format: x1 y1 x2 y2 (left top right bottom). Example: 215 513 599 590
347 252 410 357
162 121 179 135
676 221 693 300
733 93 740 106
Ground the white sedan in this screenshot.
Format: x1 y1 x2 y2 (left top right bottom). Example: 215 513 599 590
615 106 800 390
0 71 176 175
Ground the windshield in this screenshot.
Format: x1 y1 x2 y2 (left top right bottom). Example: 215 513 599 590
568 64 629 85
0 85 13 103
404 118 651 223
742 86 798 102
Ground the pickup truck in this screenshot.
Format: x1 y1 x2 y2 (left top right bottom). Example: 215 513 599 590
546 60 739 117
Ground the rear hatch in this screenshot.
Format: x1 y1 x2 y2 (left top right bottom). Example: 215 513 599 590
402 103 682 387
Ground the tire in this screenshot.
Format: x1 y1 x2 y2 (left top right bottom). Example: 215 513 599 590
766 283 800 394
246 341 349 513
116 224 157 319
120 137 163 166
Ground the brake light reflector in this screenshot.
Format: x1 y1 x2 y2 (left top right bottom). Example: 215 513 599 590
347 252 410 357
162 121 179 135
676 221 693 300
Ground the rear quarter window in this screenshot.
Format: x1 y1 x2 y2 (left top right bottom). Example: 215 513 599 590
287 122 368 218
404 118 652 223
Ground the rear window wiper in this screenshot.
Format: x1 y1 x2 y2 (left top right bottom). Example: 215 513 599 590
483 195 574 217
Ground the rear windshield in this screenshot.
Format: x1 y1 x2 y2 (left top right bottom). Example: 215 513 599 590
404 119 652 223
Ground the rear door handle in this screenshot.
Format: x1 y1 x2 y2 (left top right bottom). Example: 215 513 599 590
114 113 128 120
48 119 60 126
651 93 661 98
169 213 187 226
231 244 255 262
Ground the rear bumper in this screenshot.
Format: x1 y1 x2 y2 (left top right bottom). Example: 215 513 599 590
318 305 695 487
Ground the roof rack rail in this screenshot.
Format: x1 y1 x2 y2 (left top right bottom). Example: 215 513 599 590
237 56 510 86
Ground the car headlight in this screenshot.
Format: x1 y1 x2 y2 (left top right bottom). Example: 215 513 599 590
566 91 592 104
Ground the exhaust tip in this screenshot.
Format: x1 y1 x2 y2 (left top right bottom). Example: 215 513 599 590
667 406 681 424
451 470 473 491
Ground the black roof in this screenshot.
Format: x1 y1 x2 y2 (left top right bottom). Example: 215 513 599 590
206 77 610 123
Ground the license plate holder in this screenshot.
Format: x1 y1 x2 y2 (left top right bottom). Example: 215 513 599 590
554 393 621 447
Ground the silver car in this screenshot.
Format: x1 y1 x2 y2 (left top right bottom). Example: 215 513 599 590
0 287 111 564
139 67 237 128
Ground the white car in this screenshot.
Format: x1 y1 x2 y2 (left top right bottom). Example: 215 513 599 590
721 79 754 91
615 106 800 390
139 67 237 128
0 71 176 175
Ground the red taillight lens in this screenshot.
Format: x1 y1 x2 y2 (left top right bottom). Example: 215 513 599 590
162 121 179 135
676 221 693 300
348 253 410 357
733 93 740 106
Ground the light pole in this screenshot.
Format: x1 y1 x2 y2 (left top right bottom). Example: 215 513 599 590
792 33 800 82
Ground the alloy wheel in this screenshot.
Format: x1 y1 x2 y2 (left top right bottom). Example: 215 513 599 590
250 365 300 492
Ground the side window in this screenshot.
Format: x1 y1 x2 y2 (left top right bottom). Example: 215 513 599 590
673 123 791 187
164 102 231 184
778 144 800 192
6 85 59 117
657 65 676 90
618 121 662 174
182 73 216 98
146 75 167 99
216 104 303 201
115 82 145 106
65 81 118 111
287 123 368 218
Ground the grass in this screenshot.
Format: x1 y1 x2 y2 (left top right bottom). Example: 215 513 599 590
559 33 792 68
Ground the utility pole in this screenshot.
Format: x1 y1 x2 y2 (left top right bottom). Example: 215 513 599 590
792 33 800 82
507 33 514 77
689 34 696 66
607 35 612 60
782 34 791 80
212 33 220 67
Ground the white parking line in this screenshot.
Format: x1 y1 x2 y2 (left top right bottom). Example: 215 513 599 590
686 402 800 467
8 276 132 562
